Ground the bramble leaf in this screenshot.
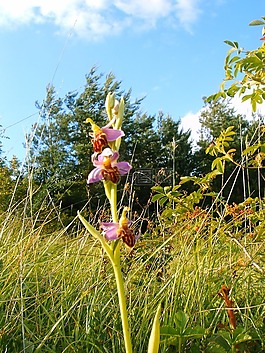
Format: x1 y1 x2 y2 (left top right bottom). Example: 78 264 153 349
249 19 265 26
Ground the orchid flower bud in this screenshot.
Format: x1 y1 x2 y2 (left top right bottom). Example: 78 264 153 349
112 99 120 116
105 92 115 121
114 97 124 130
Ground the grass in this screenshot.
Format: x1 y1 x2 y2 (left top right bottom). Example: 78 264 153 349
0 182 265 352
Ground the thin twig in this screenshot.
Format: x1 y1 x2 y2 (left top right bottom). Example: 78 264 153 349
230 237 264 274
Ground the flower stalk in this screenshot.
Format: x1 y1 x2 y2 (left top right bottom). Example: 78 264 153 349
113 257 133 353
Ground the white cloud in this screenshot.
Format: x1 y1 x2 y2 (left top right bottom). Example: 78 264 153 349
0 0 203 39
115 0 172 22
0 1 38 26
180 110 202 143
175 0 202 32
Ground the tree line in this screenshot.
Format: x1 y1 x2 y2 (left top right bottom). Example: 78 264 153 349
1 67 264 223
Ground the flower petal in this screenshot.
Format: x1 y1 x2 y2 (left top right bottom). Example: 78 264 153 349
101 148 114 157
92 158 104 167
87 167 103 184
103 128 124 141
101 222 119 240
116 161 132 175
109 150 119 162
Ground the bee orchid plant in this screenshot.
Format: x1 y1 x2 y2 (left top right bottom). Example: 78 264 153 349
78 93 161 353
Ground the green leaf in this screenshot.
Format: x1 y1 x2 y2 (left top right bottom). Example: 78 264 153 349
78 212 113 259
160 326 178 336
224 40 238 48
242 145 260 156
175 311 189 332
183 326 206 338
217 159 224 173
241 94 252 102
229 55 240 64
171 191 181 198
152 194 166 202
206 92 225 102
249 19 265 26
260 144 265 153
211 334 231 351
251 98 257 112
207 342 227 353
148 304 161 353
180 176 196 184
225 126 235 133
227 84 240 97
159 197 168 205
172 185 181 191
256 95 263 104
234 332 252 344
227 148 236 154
223 154 233 162
151 186 164 193
212 158 224 173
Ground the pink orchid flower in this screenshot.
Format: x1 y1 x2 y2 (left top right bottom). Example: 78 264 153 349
87 148 132 184
101 207 137 247
86 118 124 153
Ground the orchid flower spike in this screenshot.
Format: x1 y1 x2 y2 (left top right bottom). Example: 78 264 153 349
87 148 132 184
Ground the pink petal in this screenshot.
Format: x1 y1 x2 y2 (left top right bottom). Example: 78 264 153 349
87 167 103 184
95 154 105 165
109 150 119 162
103 128 124 141
101 222 119 240
93 158 104 167
116 161 132 175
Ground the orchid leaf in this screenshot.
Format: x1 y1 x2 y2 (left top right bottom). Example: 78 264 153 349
147 304 161 353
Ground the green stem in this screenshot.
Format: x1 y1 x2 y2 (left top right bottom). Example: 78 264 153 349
112 254 133 353
103 180 111 203
178 338 182 353
110 183 132 353
102 172 132 352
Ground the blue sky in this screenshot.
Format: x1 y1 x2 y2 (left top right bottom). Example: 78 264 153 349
0 0 264 161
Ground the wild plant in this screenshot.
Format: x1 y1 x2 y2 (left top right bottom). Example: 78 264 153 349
78 93 161 353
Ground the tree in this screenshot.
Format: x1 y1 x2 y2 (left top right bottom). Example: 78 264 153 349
157 112 193 177
29 68 143 219
122 112 159 168
194 98 265 201
0 126 13 212
119 112 194 212
28 68 195 219
194 99 249 174
0 153 28 213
